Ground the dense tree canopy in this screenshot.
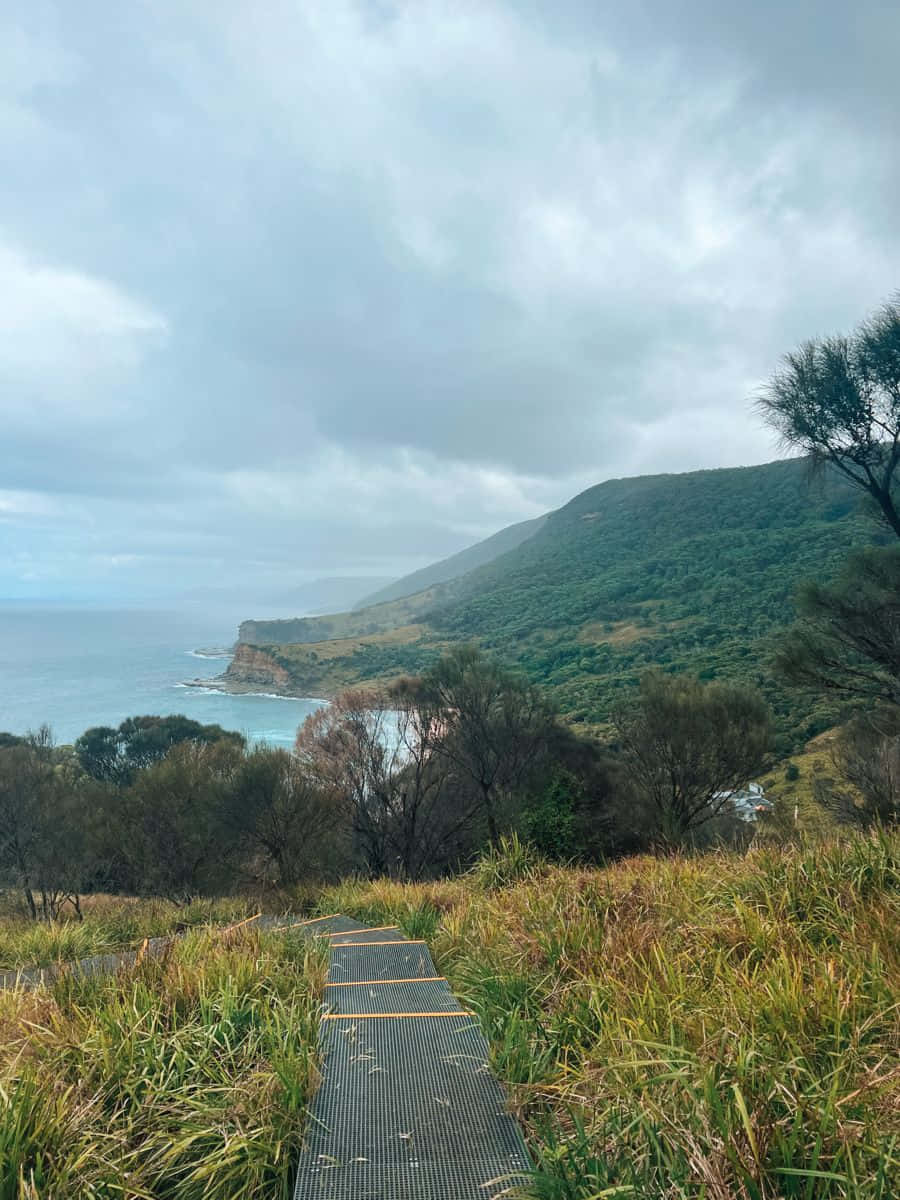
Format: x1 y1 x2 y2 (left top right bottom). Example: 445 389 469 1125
613 673 772 845
75 715 244 786
773 546 900 708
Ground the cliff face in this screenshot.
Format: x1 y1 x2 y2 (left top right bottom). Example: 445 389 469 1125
223 644 291 691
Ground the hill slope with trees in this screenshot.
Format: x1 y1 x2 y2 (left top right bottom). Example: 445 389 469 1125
226 456 881 749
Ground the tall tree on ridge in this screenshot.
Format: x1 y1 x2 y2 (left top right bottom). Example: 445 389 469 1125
758 296 900 538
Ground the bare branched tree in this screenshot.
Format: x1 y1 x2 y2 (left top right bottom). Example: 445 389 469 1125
296 689 400 876
296 685 479 879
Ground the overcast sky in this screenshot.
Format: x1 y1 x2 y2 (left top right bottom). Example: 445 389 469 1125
2 1 898 608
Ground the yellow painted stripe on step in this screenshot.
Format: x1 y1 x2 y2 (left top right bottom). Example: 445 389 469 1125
329 939 425 947
324 977 445 988
323 1011 475 1020
319 925 400 937
297 913 341 925
220 912 261 935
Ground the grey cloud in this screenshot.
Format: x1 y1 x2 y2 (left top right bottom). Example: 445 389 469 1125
0 1 898 600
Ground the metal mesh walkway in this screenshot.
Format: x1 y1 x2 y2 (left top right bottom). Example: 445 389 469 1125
293 917 532 1199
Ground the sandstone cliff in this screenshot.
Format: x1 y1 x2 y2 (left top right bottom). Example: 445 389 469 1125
223 644 292 691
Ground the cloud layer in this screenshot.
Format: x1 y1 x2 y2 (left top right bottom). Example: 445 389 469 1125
2 1 898 606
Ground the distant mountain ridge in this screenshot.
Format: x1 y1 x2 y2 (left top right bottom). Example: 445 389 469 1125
354 515 548 609
239 514 548 646
225 457 881 748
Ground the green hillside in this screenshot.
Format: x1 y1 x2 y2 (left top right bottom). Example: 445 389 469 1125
238 588 441 646
354 513 548 608
239 515 548 646
232 458 883 750
427 459 877 725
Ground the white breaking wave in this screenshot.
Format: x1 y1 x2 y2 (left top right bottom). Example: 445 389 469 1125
173 682 327 704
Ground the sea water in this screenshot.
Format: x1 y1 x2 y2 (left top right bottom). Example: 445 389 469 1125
0 606 323 747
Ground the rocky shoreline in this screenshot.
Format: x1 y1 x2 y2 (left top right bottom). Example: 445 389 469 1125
180 675 332 705
182 641 333 700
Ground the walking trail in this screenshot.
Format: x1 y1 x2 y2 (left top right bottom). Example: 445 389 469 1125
0 911 533 1197
292 914 532 1199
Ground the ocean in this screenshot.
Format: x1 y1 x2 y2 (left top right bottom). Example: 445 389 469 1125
0 606 323 747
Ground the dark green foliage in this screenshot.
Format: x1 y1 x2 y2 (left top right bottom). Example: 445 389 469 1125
613 672 773 845
522 770 581 861
75 714 244 785
117 740 244 901
417 458 877 745
774 545 900 707
758 295 900 539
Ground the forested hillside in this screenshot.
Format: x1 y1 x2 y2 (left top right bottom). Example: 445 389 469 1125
230 458 882 749
239 515 547 645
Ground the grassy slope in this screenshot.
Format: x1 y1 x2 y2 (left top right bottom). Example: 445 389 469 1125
324 831 900 1199
761 730 858 837
237 589 446 647
0 832 897 1197
244 458 882 749
254 622 444 698
0 895 257 971
0 925 327 1198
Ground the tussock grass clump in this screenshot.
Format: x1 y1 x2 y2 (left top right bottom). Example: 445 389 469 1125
0 926 327 1198
0 896 257 972
325 831 900 1199
467 833 550 892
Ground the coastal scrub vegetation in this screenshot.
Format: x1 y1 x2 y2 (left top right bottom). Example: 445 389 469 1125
0 923 327 1198
1 650 777 919
325 831 900 1200
0 832 895 1198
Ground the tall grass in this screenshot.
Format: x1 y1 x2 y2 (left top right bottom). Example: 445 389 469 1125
0 834 896 1198
0 926 327 1198
0 897 258 971
324 830 900 1199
